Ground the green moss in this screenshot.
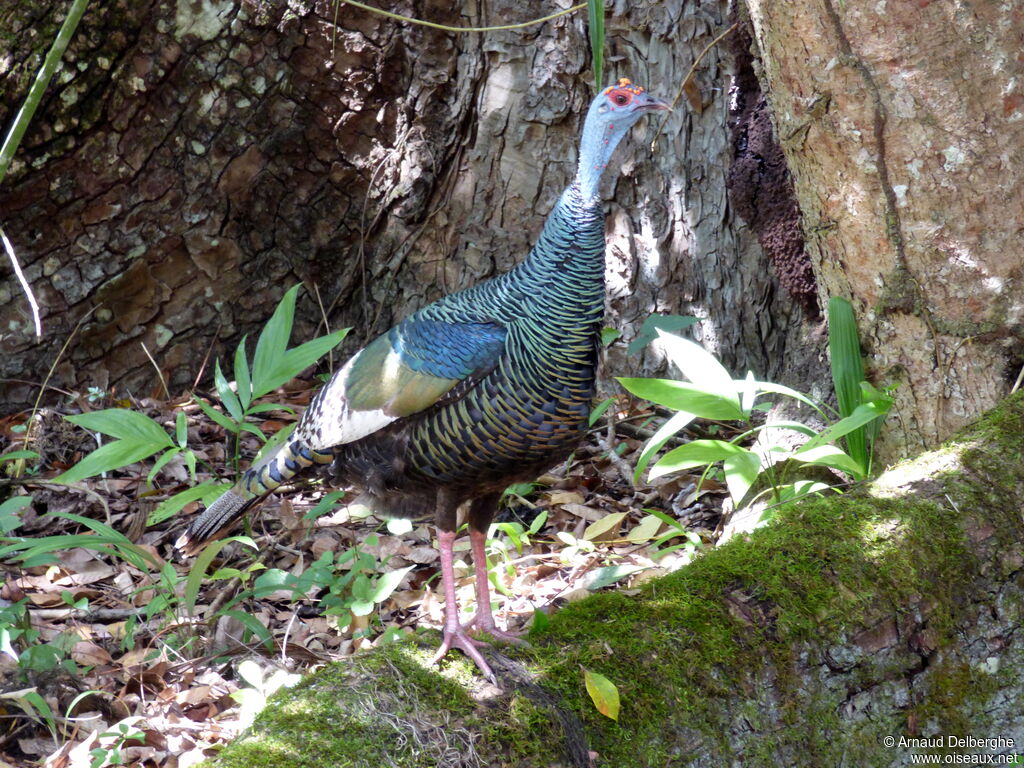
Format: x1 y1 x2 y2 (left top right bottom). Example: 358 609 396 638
206 394 1024 767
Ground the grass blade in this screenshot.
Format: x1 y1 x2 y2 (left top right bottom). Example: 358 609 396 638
0 0 90 183
587 0 605 90
827 297 867 468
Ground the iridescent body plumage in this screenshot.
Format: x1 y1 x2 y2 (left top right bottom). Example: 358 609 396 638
177 80 669 682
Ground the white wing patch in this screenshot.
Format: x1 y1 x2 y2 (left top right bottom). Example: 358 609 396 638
296 349 398 451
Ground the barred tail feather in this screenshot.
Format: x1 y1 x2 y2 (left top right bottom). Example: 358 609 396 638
174 489 256 555
176 438 333 555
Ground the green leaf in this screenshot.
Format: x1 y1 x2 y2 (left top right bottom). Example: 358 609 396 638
793 445 866 478
583 512 627 541
146 480 226 527
234 335 252 411
627 314 698 355
221 610 274 650
583 667 620 721
656 331 739 398
587 0 605 91
215 359 243 423
588 396 616 427
586 564 647 590
723 449 761 505
649 439 750 480
632 409 696 484
828 296 867 466
193 396 240 434
600 327 621 347
368 566 414 603
264 329 348 397
626 514 664 543
753 381 829 419
1 450 39 462
798 402 889 460
253 284 301 392
618 378 744 421
54 439 167 484
175 411 188 448
65 409 174 446
184 537 257 615
147 447 182 484
0 496 30 533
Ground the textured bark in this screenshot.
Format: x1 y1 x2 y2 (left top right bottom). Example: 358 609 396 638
0 0 822 412
208 393 1024 768
743 0 1024 458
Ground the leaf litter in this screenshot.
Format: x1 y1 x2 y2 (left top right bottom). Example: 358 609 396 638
0 386 732 767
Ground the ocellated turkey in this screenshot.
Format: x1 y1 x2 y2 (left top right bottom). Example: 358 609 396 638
177 80 668 682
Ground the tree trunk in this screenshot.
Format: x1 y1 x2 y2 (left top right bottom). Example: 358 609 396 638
742 0 1024 459
0 0 822 413
201 392 1024 768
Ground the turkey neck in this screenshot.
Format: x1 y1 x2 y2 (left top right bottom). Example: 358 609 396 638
499 183 606 351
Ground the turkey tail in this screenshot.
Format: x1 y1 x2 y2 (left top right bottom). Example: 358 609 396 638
175 437 333 555
174 490 258 555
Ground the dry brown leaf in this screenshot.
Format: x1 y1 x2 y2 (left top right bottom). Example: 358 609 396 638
545 490 586 506
560 503 604 522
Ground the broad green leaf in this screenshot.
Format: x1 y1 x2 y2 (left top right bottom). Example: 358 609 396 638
175 411 188 448
798 403 888 456
754 381 829 419
600 327 621 347
632 409 696 484
234 335 252 410
0 450 39 462
627 314 698 355
588 396 616 427
223 610 274 650
146 480 226 527
656 331 739 401
350 600 374 617
252 284 301 391
215 359 243 423
828 296 867 466
147 447 182 484
0 496 30 533
626 514 664 543
54 439 167 484
262 328 349 397
794 444 866 478
193 397 240 434
587 564 647 590
723 449 760 504
617 378 744 421
583 667 620 721
644 507 685 532
64 409 174 446
649 439 749 480
583 512 627 541
368 566 415 603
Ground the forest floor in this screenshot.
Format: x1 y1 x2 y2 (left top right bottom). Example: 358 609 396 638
0 377 737 768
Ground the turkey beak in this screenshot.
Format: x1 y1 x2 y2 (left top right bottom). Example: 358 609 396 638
638 94 671 112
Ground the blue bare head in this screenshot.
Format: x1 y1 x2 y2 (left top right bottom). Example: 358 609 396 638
576 79 670 201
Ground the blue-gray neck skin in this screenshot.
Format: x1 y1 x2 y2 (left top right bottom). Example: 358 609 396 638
575 100 636 201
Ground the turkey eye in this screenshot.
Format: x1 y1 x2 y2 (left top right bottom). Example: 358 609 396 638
614 93 629 105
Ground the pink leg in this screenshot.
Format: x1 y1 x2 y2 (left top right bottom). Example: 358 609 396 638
462 527 525 644
429 529 497 683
